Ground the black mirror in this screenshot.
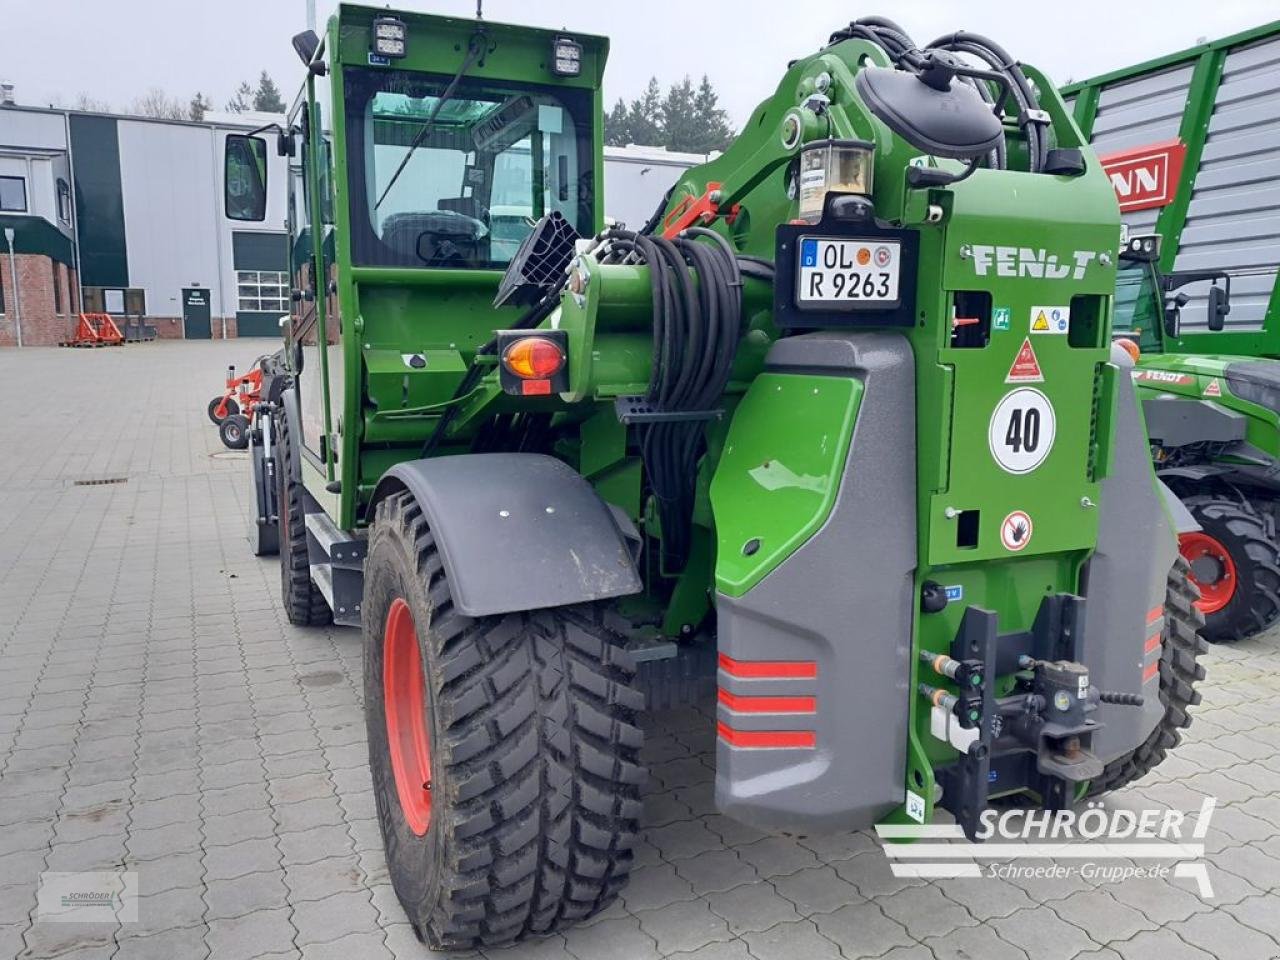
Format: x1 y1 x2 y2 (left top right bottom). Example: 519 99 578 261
1208 284 1230 332
225 134 269 222
292 30 320 66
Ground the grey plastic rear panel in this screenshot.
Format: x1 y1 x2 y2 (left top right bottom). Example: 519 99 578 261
1173 37 1280 329
1083 365 1178 763
714 332 916 832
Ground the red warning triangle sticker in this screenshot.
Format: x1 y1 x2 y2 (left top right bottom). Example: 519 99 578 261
1203 378 1222 397
1006 338 1044 383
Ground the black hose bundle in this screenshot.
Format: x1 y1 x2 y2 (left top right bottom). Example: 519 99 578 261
604 226 744 571
827 17 1046 173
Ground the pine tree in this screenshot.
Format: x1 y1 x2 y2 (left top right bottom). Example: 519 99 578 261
659 76 699 153
253 71 286 113
188 92 212 122
624 78 664 147
226 81 254 113
605 98 631 147
690 75 734 152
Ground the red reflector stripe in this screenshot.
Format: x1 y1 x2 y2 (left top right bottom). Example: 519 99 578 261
1146 606 1163 625
718 653 817 680
718 689 816 714
716 721 815 749
521 379 552 396
1142 660 1160 683
1144 633 1162 654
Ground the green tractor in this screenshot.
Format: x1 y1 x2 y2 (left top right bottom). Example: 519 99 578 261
1116 234 1280 641
228 6 1206 949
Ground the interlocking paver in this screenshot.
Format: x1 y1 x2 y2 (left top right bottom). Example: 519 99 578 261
769 864 862 917
1168 910 1280 960
2 341 1280 960
704 881 802 935
203 869 291 921
633 900 732 956
924 923 1030 960
990 906 1103 960
204 906 298 960
1110 928 1216 960
742 918 845 960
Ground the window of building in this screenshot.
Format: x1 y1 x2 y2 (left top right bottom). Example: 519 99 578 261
237 270 289 312
0 262 5 316
52 262 62 314
0 176 26 212
56 179 71 223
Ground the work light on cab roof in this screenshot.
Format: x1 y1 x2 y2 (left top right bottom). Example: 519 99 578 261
552 36 583 76
371 16 407 58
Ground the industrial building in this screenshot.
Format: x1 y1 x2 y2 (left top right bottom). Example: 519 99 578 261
0 100 290 346
0 91 702 346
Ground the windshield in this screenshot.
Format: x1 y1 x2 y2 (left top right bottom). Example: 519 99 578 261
1114 259 1165 353
344 67 594 269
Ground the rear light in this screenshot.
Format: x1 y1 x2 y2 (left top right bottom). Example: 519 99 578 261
502 336 566 380
495 330 570 397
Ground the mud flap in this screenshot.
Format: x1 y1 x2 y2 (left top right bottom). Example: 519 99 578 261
711 333 916 832
1085 360 1182 764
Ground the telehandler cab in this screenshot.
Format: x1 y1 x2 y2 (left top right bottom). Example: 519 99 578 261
229 6 1206 949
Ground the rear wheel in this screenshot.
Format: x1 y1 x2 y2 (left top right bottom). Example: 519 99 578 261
1088 556 1207 796
277 410 330 626
1179 495 1280 642
207 396 239 424
363 491 644 950
219 414 250 450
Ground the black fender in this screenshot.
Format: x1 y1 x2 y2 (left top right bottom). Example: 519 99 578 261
370 453 643 618
279 387 304 484
1156 479 1200 536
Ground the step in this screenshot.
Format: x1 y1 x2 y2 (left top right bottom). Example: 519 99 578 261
305 511 366 569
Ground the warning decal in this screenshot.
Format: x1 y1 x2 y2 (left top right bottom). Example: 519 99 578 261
1029 305 1070 335
1203 379 1222 398
1000 510 1034 552
1006 338 1044 383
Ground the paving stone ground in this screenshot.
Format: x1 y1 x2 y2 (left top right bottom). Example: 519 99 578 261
1 341 1278 960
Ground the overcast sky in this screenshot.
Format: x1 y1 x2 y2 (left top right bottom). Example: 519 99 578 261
2 1 1276 125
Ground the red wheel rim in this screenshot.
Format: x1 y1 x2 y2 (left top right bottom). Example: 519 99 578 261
383 598 433 835
1179 531 1238 614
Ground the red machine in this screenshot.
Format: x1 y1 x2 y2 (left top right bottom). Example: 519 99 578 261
208 360 268 450
60 313 125 348
207 362 265 424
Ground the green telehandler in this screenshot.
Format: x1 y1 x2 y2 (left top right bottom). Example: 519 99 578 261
1115 235 1280 641
229 6 1206 949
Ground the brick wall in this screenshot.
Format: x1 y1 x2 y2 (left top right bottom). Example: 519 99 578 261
0 254 80 347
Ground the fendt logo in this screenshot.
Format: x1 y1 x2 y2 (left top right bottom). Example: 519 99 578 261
970 246 1099 280
1098 139 1187 212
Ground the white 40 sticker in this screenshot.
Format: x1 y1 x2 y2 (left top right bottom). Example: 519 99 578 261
989 388 1056 474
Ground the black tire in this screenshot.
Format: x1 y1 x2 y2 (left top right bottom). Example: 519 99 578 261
1088 555 1207 796
277 410 330 626
1182 495 1280 642
219 414 250 450
363 491 644 951
207 395 239 424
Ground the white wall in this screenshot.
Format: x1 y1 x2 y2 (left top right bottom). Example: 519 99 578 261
117 118 223 319
114 118 288 324
0 108 67 151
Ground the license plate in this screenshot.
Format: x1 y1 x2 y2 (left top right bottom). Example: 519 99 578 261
797 237 902 307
